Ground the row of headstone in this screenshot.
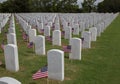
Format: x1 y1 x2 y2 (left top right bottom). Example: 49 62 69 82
7 15 17 45
14 13 118 82
15 13 119 55
0 14 19 82
4 14 19 72
16 13 119 53
16 13 118 43
0 13 11 34
0 13 118 83
34 35 45 55
47 13 118 81
47 37 82 81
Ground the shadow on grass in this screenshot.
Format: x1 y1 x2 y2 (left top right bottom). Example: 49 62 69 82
0 64 5 69
29 82 37 84
27 50 34 54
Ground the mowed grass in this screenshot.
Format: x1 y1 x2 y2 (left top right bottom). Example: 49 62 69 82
0 14 120 84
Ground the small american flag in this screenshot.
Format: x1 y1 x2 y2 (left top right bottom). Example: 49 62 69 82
51 27 55 30
46 36 52 42
22 32 28 40
32 66 48 80
40 29 44 34
0 40 4 50
62 31 65 36
45 23 48 26
81 37 84 44
72 28 74 33
27 42 33 48
0 43 4 50
68 22 70 26
62 45 71 53
52 25 55 30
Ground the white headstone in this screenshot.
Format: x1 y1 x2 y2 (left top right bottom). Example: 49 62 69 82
73 24 79 35
101 22 105 33
55 23 60 30
52 30 61 46
7 33 17 45
44 26 50 36
37 23 43 33
65 26 72 40
96 24 102 37
0 28 1 33
8 28 15 33
69 38 82 60
47 49 64 81
89 27 97 41
4 44 19 72
81 31 91 48
29 29 36 42
0 77 21 84
34 35 45 55
26 25 31 35
48 22 52 27
79 22 85 32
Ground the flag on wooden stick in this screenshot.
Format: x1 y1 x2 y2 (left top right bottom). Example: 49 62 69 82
61 31 65 36
40 29 44 34
27 42 33 48
81 37 84 44
0 40 4 50
46 36 52 42
62 45 71 53
32 66 48 80
22 32 28 40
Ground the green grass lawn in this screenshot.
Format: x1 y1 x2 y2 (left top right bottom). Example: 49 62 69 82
0 14 120 84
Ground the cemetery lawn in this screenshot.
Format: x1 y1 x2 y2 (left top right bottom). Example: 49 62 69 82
0 14 120 84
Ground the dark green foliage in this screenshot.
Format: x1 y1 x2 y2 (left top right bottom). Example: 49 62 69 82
97 0 120 13
0 0 30 13
0 0 80 13
81 0 97 12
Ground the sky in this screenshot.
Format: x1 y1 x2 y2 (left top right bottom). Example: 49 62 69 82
77 0 104 8
0 0 7 3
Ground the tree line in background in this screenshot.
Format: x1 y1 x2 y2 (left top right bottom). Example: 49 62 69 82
0 0 119 13
98 0 120 13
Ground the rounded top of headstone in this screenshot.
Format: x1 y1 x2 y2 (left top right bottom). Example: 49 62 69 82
89 27 97 30
31 29 36 31
36 35 44 38
71 38 81 41
92 27 97 29
53 30 60 32
48 49 63 54
0 77 21 84
6 44 17 47
7 33 16 35
82 31 91 34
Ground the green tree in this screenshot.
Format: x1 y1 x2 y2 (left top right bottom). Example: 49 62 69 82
97 0 120 13
0 0 79 13
82 0 96 12
0 0 30 13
